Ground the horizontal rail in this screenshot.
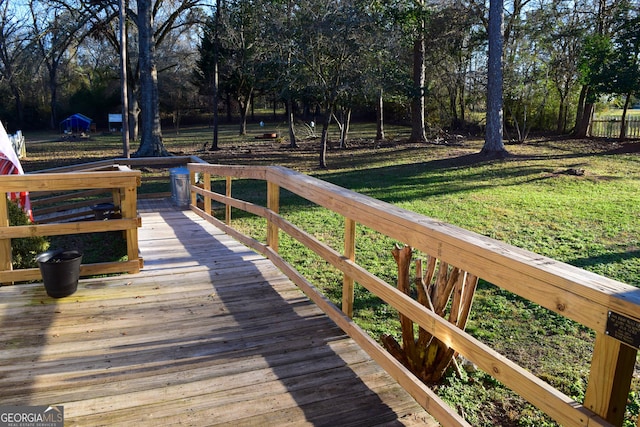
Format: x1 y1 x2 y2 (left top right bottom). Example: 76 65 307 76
0 218 140 239
188 163 639 427
1 171 141 192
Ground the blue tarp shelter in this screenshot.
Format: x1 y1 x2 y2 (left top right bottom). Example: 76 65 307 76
60 113 93 133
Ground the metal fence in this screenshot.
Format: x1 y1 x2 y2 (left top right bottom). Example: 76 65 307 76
590 115 640 138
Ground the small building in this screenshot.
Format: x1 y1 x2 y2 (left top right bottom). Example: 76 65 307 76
60 113 93 134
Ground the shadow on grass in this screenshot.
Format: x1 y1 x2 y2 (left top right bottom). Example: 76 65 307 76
569 249 640 273
208 146 630 224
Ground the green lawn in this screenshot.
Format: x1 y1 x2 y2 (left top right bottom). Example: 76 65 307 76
21 125 640 426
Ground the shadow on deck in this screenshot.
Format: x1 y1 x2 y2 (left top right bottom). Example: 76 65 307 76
0 199 436 426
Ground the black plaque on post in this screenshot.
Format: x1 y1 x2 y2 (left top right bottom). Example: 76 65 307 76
605 311 640 350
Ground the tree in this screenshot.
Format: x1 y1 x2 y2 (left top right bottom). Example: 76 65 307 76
609 11 640 139
483 0 508 155
29 0 92 130
220 0 268 136
260 0 300 148
420 3 483 130
132 0 203 156
578 7 640 139
502 3 552 143
574 0 627 137
134 0 168 156
363 26 406 142
542 1 583 133
293 0 375 168
409 0 428 143
193 13 221 149
0 0 31 128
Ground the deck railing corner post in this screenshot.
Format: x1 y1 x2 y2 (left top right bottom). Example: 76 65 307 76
204 172 212 216
267 181 280 252
0 195 13 284
584 332 637 426
225 176 232 225
342 217 356 318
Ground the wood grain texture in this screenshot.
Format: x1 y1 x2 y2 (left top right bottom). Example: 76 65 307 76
0 198 436 427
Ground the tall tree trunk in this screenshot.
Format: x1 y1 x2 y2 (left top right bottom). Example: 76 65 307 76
129 91 140 141
459 59 467 125
48 65 58 131
449 86 459 127
211 0 221 151
574 85 592 137
119 0 130 158
410 28 427 143
12 88 24 129
273 98 278 121
376 87 384 141
287 98 297 148
575 102 593 138
557 97 566 133
334 108 351 148
482 0 507 156
211 54 220 149
135 0 168 157
319 105 333 169
619 92 631 140
238 90 252 135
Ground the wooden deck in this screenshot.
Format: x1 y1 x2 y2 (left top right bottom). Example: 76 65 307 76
0 199 437 426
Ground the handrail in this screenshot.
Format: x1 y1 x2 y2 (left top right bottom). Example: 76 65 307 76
187 163 640 427
1 156 208 281
28 156 208 223
0 168 142 283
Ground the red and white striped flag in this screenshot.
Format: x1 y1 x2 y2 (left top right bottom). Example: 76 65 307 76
0 122 32 221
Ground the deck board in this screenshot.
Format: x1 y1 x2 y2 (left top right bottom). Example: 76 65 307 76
0 199 437 426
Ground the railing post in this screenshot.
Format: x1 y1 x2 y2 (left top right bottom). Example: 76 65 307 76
0 196 12 284
112 188 122 214
225 176 232 225
120 179 140 273
204 172 211 216
584 332 637 426
190 170 197 207
267 181 279 252
342 217 356 318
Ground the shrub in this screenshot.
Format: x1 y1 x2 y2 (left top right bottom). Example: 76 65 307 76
7 199 49 269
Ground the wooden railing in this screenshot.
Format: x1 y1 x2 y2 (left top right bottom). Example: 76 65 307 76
29 156 208 224
187 163 640 427
0 166 142 283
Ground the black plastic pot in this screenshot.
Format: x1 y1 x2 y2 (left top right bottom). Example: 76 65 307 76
91 202 115 220
36 250 83 298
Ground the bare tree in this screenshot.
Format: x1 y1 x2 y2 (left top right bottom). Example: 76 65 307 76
294 0 375 168
0 0 31 128
29 0 92 130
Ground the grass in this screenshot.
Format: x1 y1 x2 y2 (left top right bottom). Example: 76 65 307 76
49 231 128 265
19 124 640 426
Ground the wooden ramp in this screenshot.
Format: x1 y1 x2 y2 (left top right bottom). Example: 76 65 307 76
0 199 437 426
